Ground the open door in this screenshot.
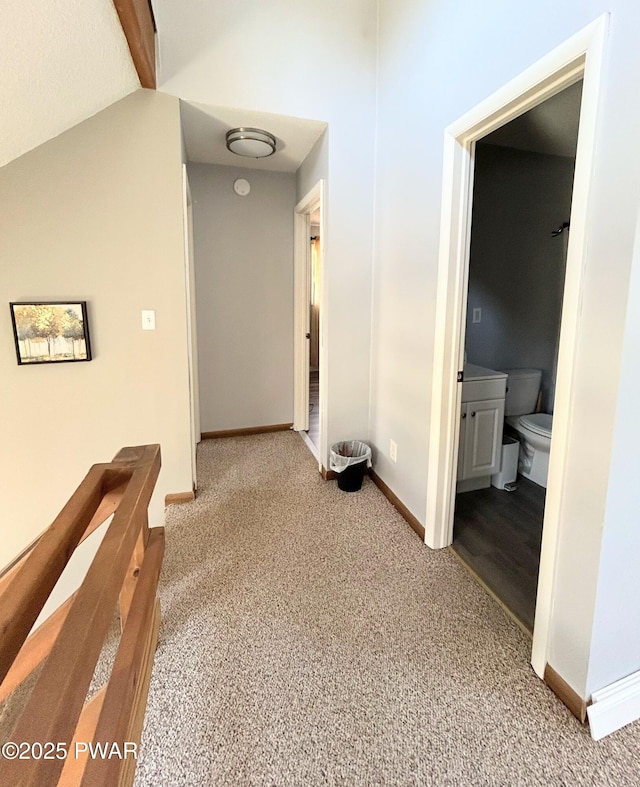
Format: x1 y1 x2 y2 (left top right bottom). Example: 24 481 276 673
295 211 311 432
308 216 321 448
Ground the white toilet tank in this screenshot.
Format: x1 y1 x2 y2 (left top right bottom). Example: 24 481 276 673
503 369 542 416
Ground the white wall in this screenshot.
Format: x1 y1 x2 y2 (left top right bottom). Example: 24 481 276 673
373 0 640 699
0 90 193 569
372 0 640 696
156 0 378 460
0 0 138 167
587 208 640 692
189 163 296 431
465 145 576 411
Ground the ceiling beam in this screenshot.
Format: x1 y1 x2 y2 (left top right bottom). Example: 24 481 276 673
113 0 156 89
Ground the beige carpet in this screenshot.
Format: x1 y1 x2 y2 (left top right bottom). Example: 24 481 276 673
135 432 639 786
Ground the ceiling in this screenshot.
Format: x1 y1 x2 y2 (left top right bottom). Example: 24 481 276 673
180 102 327 173
2 2 577 172
0 0 138 168
481 80 583 158
1 2 326 173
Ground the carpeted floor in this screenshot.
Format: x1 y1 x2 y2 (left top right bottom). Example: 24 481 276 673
135 432 639 786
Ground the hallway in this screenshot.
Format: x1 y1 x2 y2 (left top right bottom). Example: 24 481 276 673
136 433 640 785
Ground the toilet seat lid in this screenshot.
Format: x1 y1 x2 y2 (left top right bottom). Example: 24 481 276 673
520 413 552 438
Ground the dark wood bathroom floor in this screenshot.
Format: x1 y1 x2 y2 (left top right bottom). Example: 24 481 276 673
452 476 545 632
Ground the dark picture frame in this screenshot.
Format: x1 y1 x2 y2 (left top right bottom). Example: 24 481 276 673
10 301 92 365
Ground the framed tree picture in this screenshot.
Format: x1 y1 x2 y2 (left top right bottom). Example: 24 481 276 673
10 302 92 365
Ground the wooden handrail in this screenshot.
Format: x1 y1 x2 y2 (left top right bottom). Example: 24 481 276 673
0 445 164 787
0 475 129 600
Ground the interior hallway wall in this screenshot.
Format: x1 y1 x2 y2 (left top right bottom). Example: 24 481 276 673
189 163 296 431
0 90 192 569
157 0 377 460
373 0 640 700
465 145 576 412
588 206 640 691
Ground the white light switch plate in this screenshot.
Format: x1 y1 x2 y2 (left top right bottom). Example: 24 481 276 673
141 310 156 330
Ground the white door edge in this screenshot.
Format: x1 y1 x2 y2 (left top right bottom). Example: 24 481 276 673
293 180 326 464
182 164 199 490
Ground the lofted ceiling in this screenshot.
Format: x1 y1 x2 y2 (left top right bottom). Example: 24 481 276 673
0 0 139 168
481 80 583 158
1 1 325 174
3 2 578 174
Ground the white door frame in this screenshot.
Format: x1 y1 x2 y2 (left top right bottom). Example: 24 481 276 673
293 180 326 464
182 164 200 491
424 15 608 677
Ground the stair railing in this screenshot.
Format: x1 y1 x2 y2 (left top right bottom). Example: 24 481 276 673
0 444 164 786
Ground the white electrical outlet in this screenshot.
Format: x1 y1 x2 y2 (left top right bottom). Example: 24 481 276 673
141 310 156 330
390 439 398 463
472 307 482 324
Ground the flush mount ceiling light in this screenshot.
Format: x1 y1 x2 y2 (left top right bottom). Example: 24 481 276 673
225 127 276 158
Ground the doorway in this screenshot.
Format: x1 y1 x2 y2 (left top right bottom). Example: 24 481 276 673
293 181 326 464
182 165 200 492
424 16 607 677
308 208 321 449
451 83 582 633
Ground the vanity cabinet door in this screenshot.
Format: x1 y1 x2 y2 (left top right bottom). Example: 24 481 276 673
461 398 504 479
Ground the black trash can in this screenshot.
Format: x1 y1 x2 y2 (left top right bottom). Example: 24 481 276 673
337 459 368 492
330 441 372 493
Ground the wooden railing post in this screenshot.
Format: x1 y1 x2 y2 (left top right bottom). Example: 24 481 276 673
0 444 164 787
119 520 148 630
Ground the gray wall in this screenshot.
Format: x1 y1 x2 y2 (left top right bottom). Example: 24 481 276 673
465 145 576 412
0 90 193 568
189 163 296 431
159 0 377 468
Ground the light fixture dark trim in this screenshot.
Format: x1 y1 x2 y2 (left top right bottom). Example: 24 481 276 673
225 127 277 158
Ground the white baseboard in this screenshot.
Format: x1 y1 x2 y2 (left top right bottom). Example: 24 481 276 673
587 670 640 740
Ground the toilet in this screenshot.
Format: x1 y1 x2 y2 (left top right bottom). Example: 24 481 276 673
503 369 553 488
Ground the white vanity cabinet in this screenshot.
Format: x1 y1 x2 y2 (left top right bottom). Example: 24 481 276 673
457 364 507 492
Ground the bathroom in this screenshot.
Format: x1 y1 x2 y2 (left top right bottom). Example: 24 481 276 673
452 82 582 632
